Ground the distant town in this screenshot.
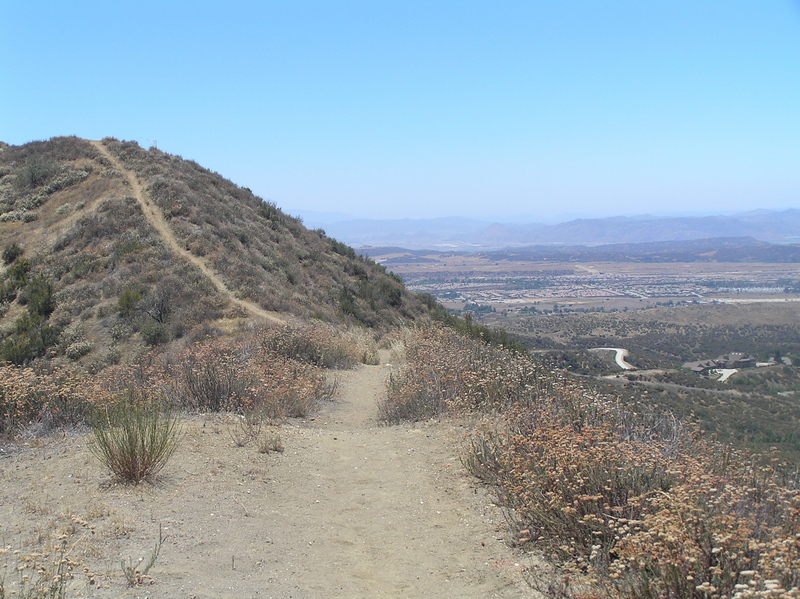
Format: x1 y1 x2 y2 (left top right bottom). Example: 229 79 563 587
367 248 800 314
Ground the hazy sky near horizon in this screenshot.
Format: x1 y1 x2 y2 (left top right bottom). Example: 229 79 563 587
2 2 799 221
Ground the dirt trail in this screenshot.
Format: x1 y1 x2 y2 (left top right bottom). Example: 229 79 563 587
240 364 534 598
90 140 284 324
0 363 536 598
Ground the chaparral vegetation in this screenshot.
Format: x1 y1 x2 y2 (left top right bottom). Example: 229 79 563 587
382 326 800 598
1 137 798 598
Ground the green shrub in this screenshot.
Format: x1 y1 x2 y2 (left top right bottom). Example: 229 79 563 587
110 322 134 341
258 200 283 223
89 394 181 484
118 287 143 316
0 314 61 365
330 238 356 259
22 276 55 317
15 155 61 189
2 243 23 265
139 321 169 345
0 280 19 304
65 340 92 360
5 257 31 288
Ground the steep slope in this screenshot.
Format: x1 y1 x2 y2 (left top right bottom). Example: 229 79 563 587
0 136 430 366
90 140 283 324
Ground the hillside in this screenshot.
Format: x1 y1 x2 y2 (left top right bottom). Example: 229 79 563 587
3 137 799 599
0 136 430 366
0 139 537 597
487 237 800 263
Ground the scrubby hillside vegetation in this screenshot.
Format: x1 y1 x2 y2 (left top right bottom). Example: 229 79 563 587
381 327 800 599
0 136 429 369
2 137 798 599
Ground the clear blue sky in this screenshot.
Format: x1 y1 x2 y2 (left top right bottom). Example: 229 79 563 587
2 1 799 221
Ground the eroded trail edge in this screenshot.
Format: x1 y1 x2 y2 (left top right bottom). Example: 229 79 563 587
91 140 283 324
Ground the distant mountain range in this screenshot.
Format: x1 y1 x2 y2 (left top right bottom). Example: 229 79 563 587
292 209 800 250
483 237 800 263
361 237 800 264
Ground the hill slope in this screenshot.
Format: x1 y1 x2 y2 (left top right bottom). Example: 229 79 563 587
0 136 430 366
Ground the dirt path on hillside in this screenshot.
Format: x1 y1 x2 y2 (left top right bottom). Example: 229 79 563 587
90 140 284 325
1 363 537 598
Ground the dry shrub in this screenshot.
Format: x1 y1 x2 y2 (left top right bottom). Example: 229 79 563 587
339 325 380 365
168 341 253 412
166 336 335 419
251 351 335 418
0 364 91 436
262 323 367 369
388 326 800 598
0 326 336 442
464 383 800 598
379 326 552 423
609 453 800 599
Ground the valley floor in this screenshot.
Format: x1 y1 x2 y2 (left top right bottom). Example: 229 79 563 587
1 362 535 598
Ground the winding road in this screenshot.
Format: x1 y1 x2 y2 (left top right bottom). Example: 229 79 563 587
588 347 635 370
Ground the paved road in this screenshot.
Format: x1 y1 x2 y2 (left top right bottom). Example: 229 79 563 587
588 347 635 370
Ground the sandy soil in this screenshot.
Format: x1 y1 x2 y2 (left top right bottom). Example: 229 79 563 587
1 363 537 598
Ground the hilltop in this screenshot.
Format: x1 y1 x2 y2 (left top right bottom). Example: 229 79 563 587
0 136 431 366
0 138 538 597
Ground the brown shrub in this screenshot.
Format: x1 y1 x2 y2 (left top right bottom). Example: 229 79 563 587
387 326 800 598
164 336 335 419
0 363 92 436
465 384 800 598
379 326 552 423
261 323 370 369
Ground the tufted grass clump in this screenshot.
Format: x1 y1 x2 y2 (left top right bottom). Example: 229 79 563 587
89 392 181 484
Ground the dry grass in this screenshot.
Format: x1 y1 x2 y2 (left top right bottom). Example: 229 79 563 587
0 511 99 598
387 326 800 599
1 324 349 443
379 325 553 423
